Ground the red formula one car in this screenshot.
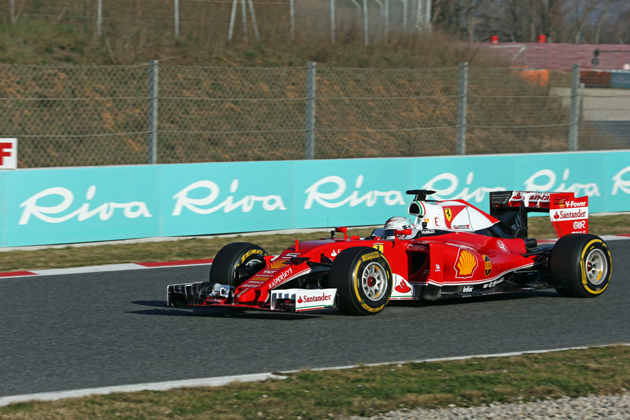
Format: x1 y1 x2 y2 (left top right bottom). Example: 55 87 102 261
167 190 612 315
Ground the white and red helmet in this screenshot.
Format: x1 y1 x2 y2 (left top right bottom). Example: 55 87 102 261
383 216 414 239
384 216 411 231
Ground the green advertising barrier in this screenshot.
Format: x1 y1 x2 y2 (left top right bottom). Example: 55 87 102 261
1 151 629 247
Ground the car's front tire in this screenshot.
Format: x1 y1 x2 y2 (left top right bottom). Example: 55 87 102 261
550 234 612 298
329 247 393 315
209 242 267 288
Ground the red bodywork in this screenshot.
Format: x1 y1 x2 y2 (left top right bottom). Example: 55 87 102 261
167 190 590 312
228 231 536 308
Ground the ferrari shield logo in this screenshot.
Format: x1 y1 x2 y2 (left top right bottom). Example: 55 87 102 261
444 208 453 222
454 249 477 278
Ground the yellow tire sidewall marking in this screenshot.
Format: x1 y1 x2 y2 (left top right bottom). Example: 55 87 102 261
580 239 609 295
353 252 390 313
240 248 263 264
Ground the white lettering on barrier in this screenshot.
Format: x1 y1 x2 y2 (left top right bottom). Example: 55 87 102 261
19 186 152 225
172 179 286 215
612 166 630 195
15 163 630 229
304 175 406 209
523 169 600 197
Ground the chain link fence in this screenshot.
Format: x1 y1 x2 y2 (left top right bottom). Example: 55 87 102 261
0 63 627 168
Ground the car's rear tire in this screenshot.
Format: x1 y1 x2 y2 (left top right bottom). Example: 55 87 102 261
550 234 612 298
209 242 267 288
329 247 393 316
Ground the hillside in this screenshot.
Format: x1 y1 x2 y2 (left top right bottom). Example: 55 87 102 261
0 7 501 68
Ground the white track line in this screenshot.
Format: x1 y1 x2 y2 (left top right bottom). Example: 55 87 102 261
1 343 628 407
0 261 214 280
0 373 286 407
33 264 145 276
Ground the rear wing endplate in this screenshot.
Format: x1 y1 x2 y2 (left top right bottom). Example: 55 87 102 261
490 191 588 239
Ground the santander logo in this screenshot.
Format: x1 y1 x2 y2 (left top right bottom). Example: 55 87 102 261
553 209 587 220
395 279 411 294
298 293 332 303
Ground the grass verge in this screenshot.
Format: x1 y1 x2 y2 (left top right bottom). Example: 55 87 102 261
1 214 628 273
1 345 629 419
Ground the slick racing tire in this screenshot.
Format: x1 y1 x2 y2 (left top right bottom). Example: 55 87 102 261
550 234 612 298
329 247 393 316
209 242 267 288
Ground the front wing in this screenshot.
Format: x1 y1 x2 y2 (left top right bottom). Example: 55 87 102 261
166 282 338 313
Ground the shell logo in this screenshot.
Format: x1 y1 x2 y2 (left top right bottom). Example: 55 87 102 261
454 249 478 278
268 259 290 269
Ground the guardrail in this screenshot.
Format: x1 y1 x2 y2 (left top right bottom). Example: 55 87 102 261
1 150 629 247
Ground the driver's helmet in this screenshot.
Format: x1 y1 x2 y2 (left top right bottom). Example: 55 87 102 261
383 216 412 239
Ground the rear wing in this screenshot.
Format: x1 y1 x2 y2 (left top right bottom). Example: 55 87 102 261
489 191 588 239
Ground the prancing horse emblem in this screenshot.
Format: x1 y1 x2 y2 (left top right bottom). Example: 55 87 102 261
444 208 453 222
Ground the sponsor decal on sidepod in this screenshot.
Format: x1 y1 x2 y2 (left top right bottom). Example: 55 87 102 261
483 255 492 276
407 244 427 252
454 249 478 278
394 279 412 294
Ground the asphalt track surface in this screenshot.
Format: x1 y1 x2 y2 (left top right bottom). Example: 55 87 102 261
1 240 629 398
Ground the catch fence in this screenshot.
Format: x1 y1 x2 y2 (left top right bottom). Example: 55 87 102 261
5 0 431 45
0 63 627 168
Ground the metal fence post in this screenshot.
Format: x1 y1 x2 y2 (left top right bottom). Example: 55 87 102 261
305 62 317 160
362 0 369 45
578 83 584 122
400 0 407 31
330 0 336 44
174 0 180 36
456 62 468 155
148 60 159 164
290 0 295 39
569 63 580 151
97 0 102 36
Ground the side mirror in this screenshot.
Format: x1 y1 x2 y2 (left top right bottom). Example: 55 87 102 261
335 226 348 240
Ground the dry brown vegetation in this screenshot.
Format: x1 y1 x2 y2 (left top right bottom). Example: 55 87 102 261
0 1 619 167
